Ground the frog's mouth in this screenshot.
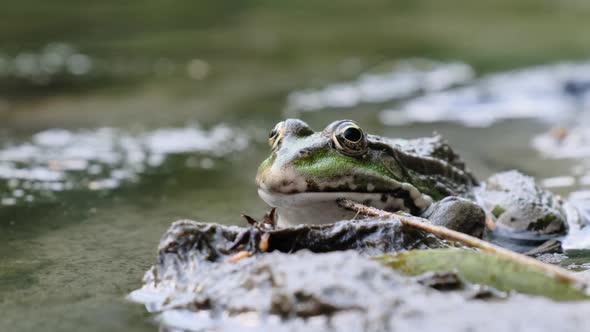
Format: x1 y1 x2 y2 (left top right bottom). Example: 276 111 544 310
257 189 409 210
258 189 392 225
256 164 433 225
257 185 432 226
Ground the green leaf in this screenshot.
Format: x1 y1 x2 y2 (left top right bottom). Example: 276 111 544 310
374 249 589 301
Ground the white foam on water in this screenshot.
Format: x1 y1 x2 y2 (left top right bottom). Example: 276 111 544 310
532 126 590 248
541 176 576 188
0 124 249 205
380 61 590 127
532 126 590 159
562 190 590 250
532 127 590 190
0 43 95 85
284 59 474 113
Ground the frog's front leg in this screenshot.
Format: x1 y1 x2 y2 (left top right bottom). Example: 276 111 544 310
420 196 486 238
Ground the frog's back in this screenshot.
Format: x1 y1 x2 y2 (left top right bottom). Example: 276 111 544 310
368 134 477 199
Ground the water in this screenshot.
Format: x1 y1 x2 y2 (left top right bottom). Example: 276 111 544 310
3 1 590 331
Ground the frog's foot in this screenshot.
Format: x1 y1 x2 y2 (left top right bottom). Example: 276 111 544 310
226 209 276 261
475 171 568 244
421 196 486 238
242 207 277 229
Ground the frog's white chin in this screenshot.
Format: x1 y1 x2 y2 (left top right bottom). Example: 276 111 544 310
257 189 410 226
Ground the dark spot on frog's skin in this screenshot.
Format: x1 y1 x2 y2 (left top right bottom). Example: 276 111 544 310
381 194 388 203
282 180 290 187
527 214 559 232
434 183 455 197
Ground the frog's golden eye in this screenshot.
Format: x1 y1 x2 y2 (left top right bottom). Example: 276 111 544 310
268 121 284 149
269 127 279 140
332 121 367 156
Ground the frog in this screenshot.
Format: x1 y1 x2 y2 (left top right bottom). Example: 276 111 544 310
256 119 573 246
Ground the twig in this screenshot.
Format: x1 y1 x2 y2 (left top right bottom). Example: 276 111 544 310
228 250 252 263
338 199 585 289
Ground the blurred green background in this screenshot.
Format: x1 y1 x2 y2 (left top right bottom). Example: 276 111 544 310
2 0 590 130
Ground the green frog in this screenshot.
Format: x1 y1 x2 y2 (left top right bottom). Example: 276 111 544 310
256 119 572 244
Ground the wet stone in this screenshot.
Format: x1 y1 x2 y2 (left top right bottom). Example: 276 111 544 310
155 217 451 261
422 196 486 238
131 219 590 332
524 239 563 257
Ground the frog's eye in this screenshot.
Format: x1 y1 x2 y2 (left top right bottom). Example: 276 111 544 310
332 122 367 156
268 121 284 149
341 126 363 142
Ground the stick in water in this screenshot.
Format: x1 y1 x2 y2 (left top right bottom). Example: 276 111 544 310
338 199 585 289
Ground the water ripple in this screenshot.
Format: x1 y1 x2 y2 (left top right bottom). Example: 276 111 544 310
0 124 249 205
532 126 590 192
0 43 93 86
284 59 474 114
380 61 590 127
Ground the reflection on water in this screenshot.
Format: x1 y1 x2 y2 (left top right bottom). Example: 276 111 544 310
380 61 590 127
564 190 590 250
0 43 93 86
533 126 590 160
532 127 590 192
284 57 590 128
285 59 474 114
531 125 590 250
0 43 212 95
0 125 248 206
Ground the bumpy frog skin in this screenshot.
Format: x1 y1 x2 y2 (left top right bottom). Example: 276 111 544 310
256 119 569 241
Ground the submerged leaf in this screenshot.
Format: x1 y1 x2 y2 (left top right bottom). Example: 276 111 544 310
374 249 589 301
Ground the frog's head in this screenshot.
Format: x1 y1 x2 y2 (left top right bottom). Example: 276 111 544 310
256 119 433 225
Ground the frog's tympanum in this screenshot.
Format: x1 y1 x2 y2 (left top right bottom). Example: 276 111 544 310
256 119 570 242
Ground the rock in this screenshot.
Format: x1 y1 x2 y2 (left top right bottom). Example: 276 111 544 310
155 217 451 261
129 219 590 332
525 239 563 256
423 196 486 238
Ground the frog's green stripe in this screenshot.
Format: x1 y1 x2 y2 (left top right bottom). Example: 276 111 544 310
293 148 432 212
293 147 398 182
